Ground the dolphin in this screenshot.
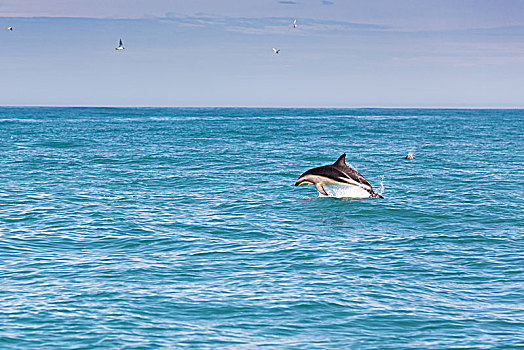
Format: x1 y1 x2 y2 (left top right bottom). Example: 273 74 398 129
295 153 383 198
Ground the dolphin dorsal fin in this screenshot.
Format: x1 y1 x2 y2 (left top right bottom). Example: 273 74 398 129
334 153 347 167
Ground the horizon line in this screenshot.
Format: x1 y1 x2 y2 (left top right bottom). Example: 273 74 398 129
0 105 523 110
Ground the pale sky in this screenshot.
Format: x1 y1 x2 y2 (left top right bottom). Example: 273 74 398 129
1 0 523 107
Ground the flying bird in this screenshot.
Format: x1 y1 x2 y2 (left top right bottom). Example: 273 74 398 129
115 39 125 50
272 48 280 54
7 26 13 31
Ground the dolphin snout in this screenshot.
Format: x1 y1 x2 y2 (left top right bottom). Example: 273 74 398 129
295 177 308 186
295 173 313 187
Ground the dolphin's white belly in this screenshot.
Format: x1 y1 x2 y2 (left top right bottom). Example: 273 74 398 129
308 175 342 186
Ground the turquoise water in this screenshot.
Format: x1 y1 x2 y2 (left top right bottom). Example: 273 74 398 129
1 107 523 348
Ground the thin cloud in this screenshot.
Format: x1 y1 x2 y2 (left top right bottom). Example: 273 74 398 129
393 55 524 67
161 13 389 35
321 0 334 5
278 1 297 4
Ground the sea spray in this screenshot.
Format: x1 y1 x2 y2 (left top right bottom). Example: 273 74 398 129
378 175 385 196
320 185 372 198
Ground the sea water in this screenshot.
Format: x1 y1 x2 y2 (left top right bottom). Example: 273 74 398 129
1 107 523 348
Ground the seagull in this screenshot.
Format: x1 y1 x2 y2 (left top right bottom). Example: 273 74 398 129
272 48 280 54
293 19 297 28
7 26 13 31
115 39 125 50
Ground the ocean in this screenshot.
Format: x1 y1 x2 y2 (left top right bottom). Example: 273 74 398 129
1 107 523 348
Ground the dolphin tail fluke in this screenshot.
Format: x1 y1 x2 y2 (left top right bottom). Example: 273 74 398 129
314 183 328 196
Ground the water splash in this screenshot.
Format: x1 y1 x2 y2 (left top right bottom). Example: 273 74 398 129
317 175 385 199
320 185 371 199
378 175 385 196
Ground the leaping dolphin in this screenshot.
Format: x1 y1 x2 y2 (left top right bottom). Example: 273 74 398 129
295 153 383 198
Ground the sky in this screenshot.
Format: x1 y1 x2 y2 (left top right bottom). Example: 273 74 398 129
0 0 523 107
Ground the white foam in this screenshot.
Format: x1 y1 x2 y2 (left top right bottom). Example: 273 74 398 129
318 176 385 199
320 185 371 199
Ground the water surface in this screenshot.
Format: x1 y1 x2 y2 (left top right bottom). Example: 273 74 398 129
1 107 523 348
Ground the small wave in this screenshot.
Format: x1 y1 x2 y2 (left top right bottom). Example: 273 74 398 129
0 118 45 123
335 114 438 120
